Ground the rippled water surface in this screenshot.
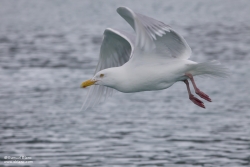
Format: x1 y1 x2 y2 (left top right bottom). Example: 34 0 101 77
0 0 250 166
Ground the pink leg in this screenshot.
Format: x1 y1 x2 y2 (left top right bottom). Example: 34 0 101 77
185 73 212 102
183 80 205 108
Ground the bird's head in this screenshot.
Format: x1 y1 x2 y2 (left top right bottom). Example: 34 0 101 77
81 68 118 88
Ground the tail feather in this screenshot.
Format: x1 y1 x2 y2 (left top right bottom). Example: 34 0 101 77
190 60 229 78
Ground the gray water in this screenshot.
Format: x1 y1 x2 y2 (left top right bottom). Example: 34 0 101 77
0 0 250 166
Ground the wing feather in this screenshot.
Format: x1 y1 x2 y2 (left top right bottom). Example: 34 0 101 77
82 28 135 110
117 7 192 59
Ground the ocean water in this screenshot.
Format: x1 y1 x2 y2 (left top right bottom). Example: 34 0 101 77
0 0 250 166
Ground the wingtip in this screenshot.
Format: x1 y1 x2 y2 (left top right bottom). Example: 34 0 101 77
116 6 134 14
117 6 128 11
116 6 123 13
104 28 113 34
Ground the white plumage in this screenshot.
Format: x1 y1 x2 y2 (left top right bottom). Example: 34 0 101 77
81 7 228 110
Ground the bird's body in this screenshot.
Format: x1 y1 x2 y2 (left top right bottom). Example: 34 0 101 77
106 58 196 93
81 7 228 109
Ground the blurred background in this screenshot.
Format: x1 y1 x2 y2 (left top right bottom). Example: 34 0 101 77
0 0 250 166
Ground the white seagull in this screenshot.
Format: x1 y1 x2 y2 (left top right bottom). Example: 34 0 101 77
81 7 228 110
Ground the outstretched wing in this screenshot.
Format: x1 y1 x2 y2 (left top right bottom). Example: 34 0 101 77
82 28 135 110
117 7 192 59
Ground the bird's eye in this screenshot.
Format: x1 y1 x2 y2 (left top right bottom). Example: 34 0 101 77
100 74 104 77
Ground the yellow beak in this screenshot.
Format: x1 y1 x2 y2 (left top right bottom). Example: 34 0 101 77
81 79 96 88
